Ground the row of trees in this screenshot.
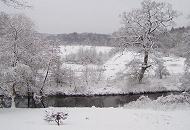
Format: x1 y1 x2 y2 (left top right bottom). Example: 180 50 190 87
0 12 106 107
0 12 77 108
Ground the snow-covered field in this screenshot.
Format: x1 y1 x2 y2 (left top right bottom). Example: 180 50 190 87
0 107 190 130
60 45 113 57
59 45 185 78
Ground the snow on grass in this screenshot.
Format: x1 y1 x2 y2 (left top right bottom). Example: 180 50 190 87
0 107 190 130
103 51 136 79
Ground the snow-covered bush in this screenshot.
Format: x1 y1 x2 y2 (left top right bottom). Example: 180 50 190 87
80 66 104 86
125 95 152 109
44 108 68 126
115 59 143 87
125 93 190 110
126 69 140 86
156 93 190 105
154 59 170 79
50 66 76 88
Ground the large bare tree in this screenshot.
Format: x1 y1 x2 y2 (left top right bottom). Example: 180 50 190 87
115 0 178 83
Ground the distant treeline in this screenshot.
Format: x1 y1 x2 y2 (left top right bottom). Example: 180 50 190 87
38 26 190 48
43 32 114 46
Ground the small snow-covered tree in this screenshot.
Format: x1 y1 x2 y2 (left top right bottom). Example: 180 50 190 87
50 57 76 88
44 109 68 126
154 58 170 79
114 0 178 83
126 59 142 84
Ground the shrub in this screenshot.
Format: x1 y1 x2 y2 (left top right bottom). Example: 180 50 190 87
44 108 68 126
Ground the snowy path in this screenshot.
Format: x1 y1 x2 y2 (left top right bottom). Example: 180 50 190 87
0 108 190 130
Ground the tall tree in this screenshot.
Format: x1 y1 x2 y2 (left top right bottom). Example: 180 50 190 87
115 0 178 83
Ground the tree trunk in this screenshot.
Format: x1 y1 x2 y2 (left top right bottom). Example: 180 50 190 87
32 93 36 108
159 71 163 79
11 95 16 108
138 68 146 83
138 51 151 83
40 91 45 108
27 83 30 108
40 61 51 95
27 91 30 108
39 61 51 108
11 84 16 108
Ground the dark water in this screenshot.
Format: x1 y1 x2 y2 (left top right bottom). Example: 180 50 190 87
0 91 181 108
47 91 180 107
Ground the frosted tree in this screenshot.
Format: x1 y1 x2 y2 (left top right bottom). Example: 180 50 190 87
0 13 46 108
51 65 76 88
114 0 178 83
39 40 61 93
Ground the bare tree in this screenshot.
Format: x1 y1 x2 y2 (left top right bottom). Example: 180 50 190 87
114 0 178 83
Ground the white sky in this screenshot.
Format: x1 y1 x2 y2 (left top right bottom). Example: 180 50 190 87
1 0 190 34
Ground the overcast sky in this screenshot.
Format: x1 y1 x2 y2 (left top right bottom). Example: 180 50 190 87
1 0 190 34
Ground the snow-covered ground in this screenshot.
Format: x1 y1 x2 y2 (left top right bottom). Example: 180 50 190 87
0 107 190 130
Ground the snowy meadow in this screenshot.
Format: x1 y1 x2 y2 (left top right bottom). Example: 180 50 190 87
1 107 190 130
